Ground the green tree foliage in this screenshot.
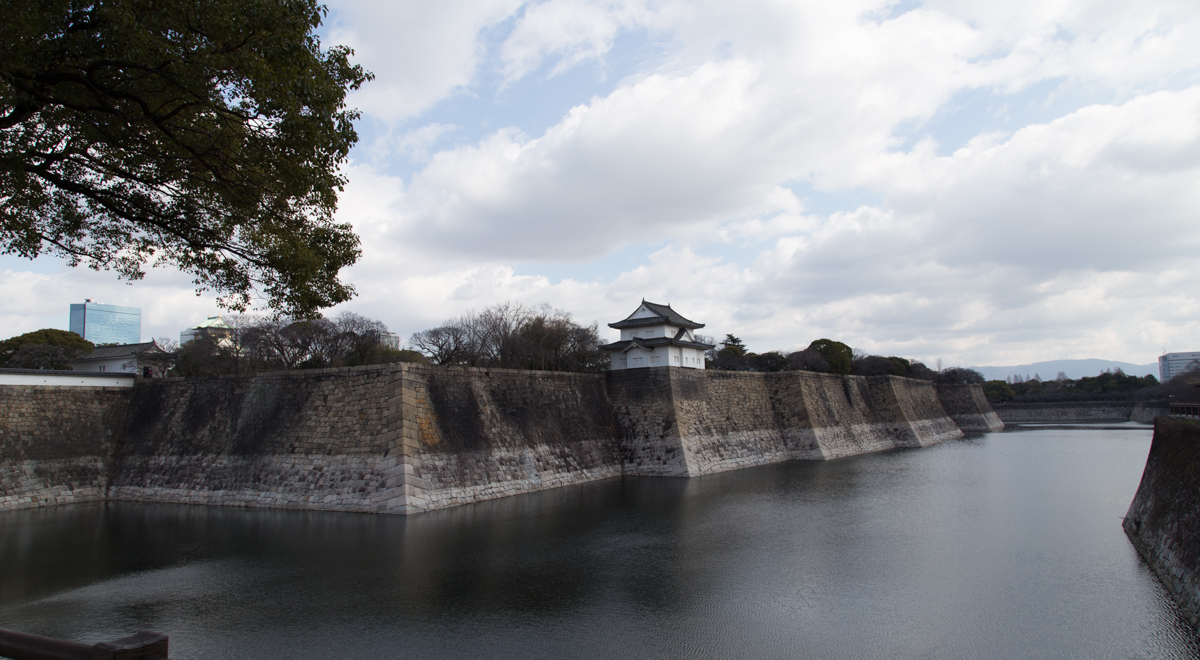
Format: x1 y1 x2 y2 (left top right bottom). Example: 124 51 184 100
0 328 93 367
1075 370 1157 394
0 0 371 317
983 380 1016 402
850 355 904 376
936 367 985 384
748 350 790 372
806 339 852 375
984 368 1165 402
710 334 757 370
7 343 84 369
719 334 747 357
711 347 790 372
786 346 829 372
845 353 938 380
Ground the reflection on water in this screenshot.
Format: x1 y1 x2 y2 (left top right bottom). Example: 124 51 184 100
2 429 1198 659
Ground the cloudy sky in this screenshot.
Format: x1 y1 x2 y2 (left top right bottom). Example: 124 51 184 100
3 0 1199 367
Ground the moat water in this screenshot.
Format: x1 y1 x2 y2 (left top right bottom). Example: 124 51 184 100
3 426 1198 659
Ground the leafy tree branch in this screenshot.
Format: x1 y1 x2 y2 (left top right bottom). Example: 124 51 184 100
0 0 371 317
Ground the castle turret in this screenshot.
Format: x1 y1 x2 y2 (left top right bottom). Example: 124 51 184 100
600 301 714 370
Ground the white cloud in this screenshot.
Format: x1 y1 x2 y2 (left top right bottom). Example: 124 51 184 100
874 87 1200 273
7 0 1200 369
310 0 1200 365
499 0 652 82
327 0 524 122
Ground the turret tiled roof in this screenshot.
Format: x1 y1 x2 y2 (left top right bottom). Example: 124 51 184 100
608 301 705 330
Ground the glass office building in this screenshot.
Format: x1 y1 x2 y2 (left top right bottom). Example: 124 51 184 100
69 300 141 345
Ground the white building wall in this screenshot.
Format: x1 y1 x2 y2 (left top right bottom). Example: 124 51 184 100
1160 352 1200 382
608 327 707 371
0 372 135 387
621 325 683 341
71 357 138 374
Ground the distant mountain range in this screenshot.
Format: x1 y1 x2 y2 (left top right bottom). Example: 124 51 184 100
967 359 1158 381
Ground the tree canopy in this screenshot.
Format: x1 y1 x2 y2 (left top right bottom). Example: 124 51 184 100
0 327 93 368
0 327 92 359
804 339 853 375
0 0 371 317
718 334 747 358
984 368 1167 403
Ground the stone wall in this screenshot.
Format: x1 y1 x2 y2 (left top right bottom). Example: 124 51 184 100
969 400 1168 424
0 385 130 510
111 365 623 514
607 368 692 475
1123 417 1200 629
937 384 1006 432
400 365 622 511
1132 402 1170 423
4 365 1002 515
609 369 965 476
878 376 968 447
110 366 410 513
794 374 964 459
992 401 1135 423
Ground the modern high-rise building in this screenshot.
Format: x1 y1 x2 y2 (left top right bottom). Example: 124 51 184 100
1159 351 1200 382
379 331 401 350
69 299 141 345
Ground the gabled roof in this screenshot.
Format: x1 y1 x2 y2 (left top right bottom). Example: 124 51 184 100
599 335 715 352
74 341 169 361
609 300 705 329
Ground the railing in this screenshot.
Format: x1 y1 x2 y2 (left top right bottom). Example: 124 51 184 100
1170 403 1200 418
0 628 167 660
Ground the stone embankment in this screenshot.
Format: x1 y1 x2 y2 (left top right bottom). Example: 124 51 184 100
0 386 129 510
992 401 1168 424
1123 417 1200 629
934 384 1006 433
3 365 1003 514
610 370 968 475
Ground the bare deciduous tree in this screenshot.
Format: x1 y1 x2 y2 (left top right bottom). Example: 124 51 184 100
409 302 605 372
175 311 416 376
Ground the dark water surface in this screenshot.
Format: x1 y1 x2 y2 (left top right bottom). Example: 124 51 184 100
3 429 1198 659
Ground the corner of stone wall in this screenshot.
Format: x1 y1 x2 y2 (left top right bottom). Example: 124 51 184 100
935 383 1004 433
606 368 693 476
373 363 429 514
878 376 965 446
765 371 822 460
1123 417 1200 629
